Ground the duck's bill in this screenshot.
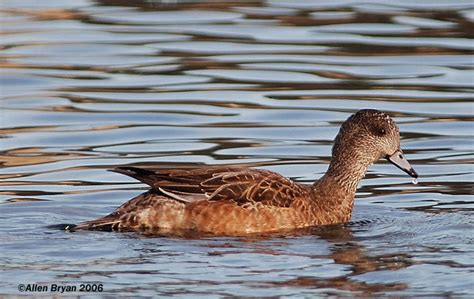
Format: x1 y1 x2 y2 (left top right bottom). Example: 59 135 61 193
386 150 418 178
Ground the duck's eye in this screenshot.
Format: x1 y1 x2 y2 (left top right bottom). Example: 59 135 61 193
371 126 387 136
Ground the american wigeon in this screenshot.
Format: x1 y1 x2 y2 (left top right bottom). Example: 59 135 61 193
74 109 417 235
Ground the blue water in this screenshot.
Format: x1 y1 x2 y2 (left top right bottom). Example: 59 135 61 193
1 0 473 296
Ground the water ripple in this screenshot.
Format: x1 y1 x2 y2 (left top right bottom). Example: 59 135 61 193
0 0 472 297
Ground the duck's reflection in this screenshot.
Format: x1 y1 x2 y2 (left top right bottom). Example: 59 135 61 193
270 224 411 296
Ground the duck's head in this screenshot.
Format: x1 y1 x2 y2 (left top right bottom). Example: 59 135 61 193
332 109 418 178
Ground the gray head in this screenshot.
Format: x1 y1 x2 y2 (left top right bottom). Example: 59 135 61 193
331 109 417 178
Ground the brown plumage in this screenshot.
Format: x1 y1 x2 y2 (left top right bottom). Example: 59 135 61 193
74 109 418 236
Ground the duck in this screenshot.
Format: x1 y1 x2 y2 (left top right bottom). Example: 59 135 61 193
73 109 418 236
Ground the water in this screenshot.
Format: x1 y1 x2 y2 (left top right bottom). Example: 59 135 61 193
1 0 473 297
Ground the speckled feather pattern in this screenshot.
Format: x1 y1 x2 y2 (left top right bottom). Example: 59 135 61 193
76 109 408 236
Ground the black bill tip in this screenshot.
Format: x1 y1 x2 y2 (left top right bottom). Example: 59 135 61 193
386 150 418 179
407 167 418 178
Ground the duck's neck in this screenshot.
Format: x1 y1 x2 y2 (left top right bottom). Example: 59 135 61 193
323 154 373 194
312 155 372 209
309 153 373 223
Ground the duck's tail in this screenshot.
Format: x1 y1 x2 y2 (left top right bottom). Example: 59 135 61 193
46 223 78 231
71 215 122 232
48 216 121 232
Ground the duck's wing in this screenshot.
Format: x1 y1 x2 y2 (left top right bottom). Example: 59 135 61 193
112 166 241 203
201 169 308 207
113 166 308 207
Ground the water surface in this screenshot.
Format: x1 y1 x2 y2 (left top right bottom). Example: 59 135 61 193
1 0 473 297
